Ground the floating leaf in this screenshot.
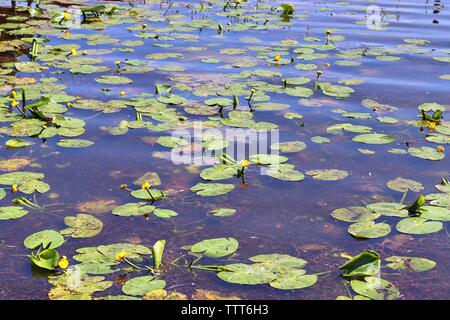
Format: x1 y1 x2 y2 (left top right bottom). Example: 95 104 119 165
350 276 400 300
112 202 155 217
60 214 103 238
352 134 395 145
339 250 381 277
191 183 234 196
153 208 178 218
305 169 348 181
57 139 94 148
122 276 166 296
331 207 380 222
385 256 436 272
191 237 239 258
387 177 424 193
396 217 443 234
211 208 237 217
408 146 445 161
348 221 391 239
0 206 29 220
24 230 65 250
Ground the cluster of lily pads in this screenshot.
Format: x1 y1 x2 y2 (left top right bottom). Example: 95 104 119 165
337 250 435 300
331 177 450 239
0 0 449 300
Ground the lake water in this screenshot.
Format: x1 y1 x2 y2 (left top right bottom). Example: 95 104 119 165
0 0 449 300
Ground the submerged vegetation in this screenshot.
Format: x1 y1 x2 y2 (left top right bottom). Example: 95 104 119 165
0 0 449 300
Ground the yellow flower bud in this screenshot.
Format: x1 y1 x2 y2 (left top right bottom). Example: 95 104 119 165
63 12 71 20
120 183 128 190
250 88 256 93
120 91 126 96
142 23 148 29
70 48 77 56
11 100 19 108
240 159 250 168
58 256 69 269
428 122 436 131
437 146 445 153
317 70 323 75
274 54 281 62
325 29 332 35
11 90 17 99
114 60 121 66
141 181 151 190
115 251 127 261
11 184 18 193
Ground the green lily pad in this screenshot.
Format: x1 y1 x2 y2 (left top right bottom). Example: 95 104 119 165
217 263 278 285
191 183 235 196
153 208 178 219
339 250 381 277
269 273 317 290
112 202 155 217
396 217 443 234
408 146 445 161
191 237 239 258
366 202 408 217
200 165 237 181
385 256 436 272
0 206 29 220
6 139 34 148
211 208 237 217
60 214 103 238
387 177 424 193
249 154 289 165
305 169 349 181
418 206 450 221
157 136 188 148
57 139 94 148
95 75 132 84
352 134 395 145
122 276 166 296
31 249 59 271
331 206 380 222
266 164 305 182
270 141 306 153
348 221 391 239
350 276 400 300
24 230 65 249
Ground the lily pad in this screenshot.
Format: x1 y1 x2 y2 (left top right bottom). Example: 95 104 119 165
191 237 239 258
0 206 29 220
331 206 380 222
60 214 103 238
122 276 166 296
24 230 65 249
352 134 395 145
191 183 235 196
350 276 400 300
408 147 445 161
305 169 349 181
385 256 436 272
348 221 391 239
396 217 443 234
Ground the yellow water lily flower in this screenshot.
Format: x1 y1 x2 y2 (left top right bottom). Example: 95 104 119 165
64 30 71 36
58 256 69 269
70 48 77 56
115 251 127 261
250 88 256 93
240 159 250 168
63 12 71 20
325 29 332 35
141 181 151 190
114 60 121 66
274 54 281 62
437 146 445 153
11 100 19 108
325 63 331 67
11 90 17 99
120 183 128 190
11 184 18 193
120 91 126 96
428 122 436 131
317 70 323 76
66 102 72 108
142 23 148 29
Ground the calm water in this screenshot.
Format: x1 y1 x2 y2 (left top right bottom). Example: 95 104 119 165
0 0 449 299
